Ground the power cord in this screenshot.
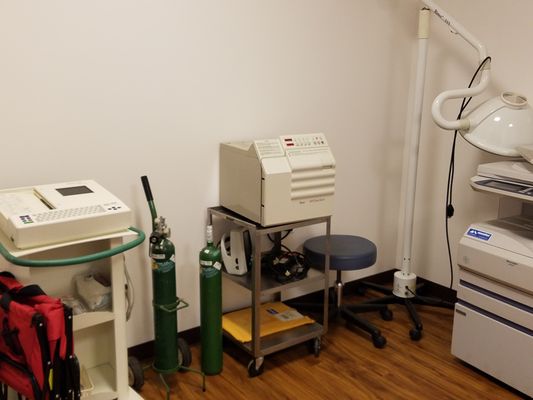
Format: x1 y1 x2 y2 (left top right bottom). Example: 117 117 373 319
445 56 492 289
124 253 134 321
262 247 310 283
267 230 292 243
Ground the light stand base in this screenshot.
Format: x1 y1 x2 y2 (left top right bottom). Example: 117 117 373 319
359 278 455 341
392 271 418 298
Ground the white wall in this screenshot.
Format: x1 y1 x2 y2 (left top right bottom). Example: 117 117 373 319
2 0 530 348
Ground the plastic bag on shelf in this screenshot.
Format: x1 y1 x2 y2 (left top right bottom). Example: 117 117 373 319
74 273 111 311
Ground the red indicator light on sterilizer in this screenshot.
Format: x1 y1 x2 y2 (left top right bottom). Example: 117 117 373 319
286 143 294 146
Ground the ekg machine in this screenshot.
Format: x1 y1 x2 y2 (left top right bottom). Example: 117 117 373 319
0 180 131 249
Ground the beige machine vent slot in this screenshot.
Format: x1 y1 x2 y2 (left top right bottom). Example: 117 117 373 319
291 168 335 200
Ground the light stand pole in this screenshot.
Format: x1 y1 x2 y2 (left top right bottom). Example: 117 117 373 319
362 0 489 340
396 0 490 300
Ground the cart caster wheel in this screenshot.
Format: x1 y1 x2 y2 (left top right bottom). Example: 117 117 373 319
409 328 422 341
372 334 387 349
128 356 144 391
308 337 321 357
313 337 322 357
247 357 264 377
177 337 192 371
380 308 393 321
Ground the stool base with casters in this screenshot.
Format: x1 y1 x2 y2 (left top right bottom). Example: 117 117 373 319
334 270 392 348
294 235 390 349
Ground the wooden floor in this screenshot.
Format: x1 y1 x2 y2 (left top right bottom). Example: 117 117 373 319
137 293 527 400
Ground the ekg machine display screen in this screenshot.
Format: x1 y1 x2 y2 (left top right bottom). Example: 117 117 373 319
56 186 94 196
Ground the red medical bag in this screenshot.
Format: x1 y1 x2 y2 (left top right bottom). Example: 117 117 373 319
0 272 80 400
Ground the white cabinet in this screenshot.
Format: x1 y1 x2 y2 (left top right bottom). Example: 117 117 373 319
0 231 143 400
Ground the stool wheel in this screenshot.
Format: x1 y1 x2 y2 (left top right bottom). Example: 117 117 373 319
372 334 387 349
409 328 422 341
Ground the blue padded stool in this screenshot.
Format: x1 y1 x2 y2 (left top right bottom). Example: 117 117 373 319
303 234 391 348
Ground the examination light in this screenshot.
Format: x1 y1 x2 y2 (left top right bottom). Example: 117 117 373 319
399 0 533 297
367 0 533 341
424 3 533 157
458 92 533 157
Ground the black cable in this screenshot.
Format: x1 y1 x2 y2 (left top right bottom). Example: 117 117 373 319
281 244 292 253
267 230 292 243
445 56 491 289
262 249 310 283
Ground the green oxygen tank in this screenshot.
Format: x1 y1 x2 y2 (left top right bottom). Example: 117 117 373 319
199 224 223 375
141 176 179 373
150 217 179 373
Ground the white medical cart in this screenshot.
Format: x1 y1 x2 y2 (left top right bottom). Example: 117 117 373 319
0 229 143 400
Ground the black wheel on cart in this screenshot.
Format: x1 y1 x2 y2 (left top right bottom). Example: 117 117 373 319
177 337 192 371
247 357 264 377
128 356 144 391
307 337 321 357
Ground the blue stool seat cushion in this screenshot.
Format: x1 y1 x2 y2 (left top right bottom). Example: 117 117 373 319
303 234 377 271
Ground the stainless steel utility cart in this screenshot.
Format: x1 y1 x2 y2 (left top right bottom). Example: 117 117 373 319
207 206 330 377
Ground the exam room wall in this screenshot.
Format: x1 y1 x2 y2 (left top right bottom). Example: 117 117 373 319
0 0 415 346
405 0 533 288
0 0 423 347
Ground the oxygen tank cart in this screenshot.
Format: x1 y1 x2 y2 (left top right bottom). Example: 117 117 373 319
133 176 205 398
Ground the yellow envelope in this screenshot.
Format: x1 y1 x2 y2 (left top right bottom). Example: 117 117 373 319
222 302 315 343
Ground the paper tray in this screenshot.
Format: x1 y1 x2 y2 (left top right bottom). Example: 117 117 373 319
222 302 314 343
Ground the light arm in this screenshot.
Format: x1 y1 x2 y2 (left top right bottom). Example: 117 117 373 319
422 0 490 132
